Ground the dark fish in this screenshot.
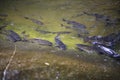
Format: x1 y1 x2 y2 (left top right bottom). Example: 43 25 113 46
71 13 84 18
7 30 21 42
113 32 120 43
76 44 95 53
20 31 30 42
62 19 89 35
102 32 120 47
83 12 109 21
36 29 71 34
29 38 52 46
93 43 120 60
83 33 120 49
0 18 5 21
63 19 86 29
61 24 72 29
83 35 104 44
83 12 118 26
24 16 44 26
0 23 8 30
36 29 51 34
55 34 66 50
103 33 116 42
55 31 71 34
0 13 8 17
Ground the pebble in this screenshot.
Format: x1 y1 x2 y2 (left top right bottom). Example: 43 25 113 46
45 62 50 66
104 58 107 62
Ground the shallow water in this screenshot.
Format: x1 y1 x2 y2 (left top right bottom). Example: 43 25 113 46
0 0 120 80
0 0 120 49
0 40 120 80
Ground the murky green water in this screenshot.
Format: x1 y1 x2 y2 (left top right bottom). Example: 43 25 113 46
0 0 120 80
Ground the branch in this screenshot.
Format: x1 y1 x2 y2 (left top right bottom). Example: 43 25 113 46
2 45 16 80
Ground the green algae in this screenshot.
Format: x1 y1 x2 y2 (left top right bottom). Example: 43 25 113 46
0 0 120 80
0 0 120 48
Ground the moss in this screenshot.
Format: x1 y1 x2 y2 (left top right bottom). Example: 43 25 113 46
0 0 120 79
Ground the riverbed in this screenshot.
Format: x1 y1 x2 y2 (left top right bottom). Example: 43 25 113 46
0 0 120 80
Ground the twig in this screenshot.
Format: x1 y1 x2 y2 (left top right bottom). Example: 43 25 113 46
2 45 16 80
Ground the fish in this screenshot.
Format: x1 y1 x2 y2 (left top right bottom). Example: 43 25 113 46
24 16 44 26
83 33 120 49
113 32 120 43
35 29 51 34
83 12 110 21
76 44 96 53
83 35 104 45
55 34 66 50
62 19 86 29
0 13 8 17
102 32 120 47
93 43 120 60
6 30 21 42
36 29 71 34
29 38 52 46
62 19 89 35
0 18 5 21
83 12 118 26
0 23 8 30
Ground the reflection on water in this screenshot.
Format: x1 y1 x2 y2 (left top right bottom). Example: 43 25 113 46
0 0 120 80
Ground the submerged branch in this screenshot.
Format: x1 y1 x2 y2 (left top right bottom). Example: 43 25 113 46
2 45 16 80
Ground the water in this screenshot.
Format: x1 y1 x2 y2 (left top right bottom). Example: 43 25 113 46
0 0 120 80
